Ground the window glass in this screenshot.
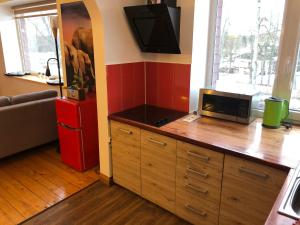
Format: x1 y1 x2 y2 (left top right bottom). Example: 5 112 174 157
212 0 286 109
291 43 300 111
16 13 59 75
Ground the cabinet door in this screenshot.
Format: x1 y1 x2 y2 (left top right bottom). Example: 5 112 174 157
141 130 176 213
111 121 141 195
219 155 288 225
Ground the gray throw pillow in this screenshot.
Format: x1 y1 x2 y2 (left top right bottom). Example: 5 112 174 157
10 90 58 105
0 96 10 107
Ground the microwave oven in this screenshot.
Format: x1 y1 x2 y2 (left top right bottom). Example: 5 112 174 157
198 88 260 124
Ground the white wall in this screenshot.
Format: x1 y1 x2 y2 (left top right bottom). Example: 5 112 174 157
97 0 195 65
144 0 195 64
97 0 144 65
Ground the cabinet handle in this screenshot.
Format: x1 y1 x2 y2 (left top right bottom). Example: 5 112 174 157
119 128 133 135
184 183 208 195
187 168 209 179
147 138 167 146
239 167 269 179
185 204 207 217
187 151 210 162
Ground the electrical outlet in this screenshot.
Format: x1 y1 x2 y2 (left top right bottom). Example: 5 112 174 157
182 114 200 123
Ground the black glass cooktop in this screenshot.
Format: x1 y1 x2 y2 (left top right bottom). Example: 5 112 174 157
112 105 188 127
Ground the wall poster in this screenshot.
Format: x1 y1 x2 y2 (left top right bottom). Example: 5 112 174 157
61 2 95 92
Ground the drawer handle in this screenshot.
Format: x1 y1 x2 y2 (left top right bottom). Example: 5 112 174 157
119 128 132 135
187 151 210 162
187 168 209 179
184 183 208 195
185 204 207 217
147 138 167 146
238 167 269 179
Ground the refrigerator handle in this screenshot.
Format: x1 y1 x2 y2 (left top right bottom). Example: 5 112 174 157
59 122 81 131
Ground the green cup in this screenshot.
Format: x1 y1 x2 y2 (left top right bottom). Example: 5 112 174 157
263 97 289 129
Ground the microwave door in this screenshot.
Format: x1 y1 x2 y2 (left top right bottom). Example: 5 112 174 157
200 94 239 122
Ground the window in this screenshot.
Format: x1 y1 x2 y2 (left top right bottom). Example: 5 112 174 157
212 0 286 109
13 0 58 74
291 43 300 112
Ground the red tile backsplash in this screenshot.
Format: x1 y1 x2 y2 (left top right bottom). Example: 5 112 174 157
146 62 191 112
106 62 145 114
107 61 191 114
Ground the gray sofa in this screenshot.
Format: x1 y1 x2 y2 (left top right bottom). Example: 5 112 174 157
0 90 58 159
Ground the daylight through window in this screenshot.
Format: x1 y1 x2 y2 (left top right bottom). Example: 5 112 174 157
14 1 58 74
212 0 286 109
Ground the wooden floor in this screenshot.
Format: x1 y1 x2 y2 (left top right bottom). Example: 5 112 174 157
0 143 99 225
22 181 190 225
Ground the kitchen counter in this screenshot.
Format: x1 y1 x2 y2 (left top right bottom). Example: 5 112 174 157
109 114 300 170
109 113 300 224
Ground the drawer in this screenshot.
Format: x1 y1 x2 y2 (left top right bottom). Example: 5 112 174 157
177 157 223 187
141 130 176 212
224 155 287 190
176 189 219 225
141 130 176 156
111 121 140 145
177 141 224 170
111 121 141 195
176 181 221 208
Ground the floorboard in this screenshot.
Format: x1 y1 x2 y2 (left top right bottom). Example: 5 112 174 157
21 182 191 225
0 143 99 224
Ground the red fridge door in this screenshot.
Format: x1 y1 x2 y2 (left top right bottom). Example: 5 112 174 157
56 98 81 128
58 124 84 171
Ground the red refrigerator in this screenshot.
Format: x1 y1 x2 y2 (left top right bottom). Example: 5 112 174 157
56 94 99 171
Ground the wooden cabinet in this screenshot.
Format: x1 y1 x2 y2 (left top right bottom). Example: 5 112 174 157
176 141 224 225
141 130 177 213
111 121 141 195
219 155 288 225
110 121 288 225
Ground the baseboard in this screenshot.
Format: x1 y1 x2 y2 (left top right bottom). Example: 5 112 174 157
99 172 113 186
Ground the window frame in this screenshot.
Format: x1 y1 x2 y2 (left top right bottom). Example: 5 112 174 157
13 0 57 74
206 0 300 122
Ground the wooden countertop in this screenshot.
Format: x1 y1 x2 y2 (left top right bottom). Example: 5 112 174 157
109 115 300 170
109 114 300 224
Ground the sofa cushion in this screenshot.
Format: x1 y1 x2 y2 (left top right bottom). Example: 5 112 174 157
0 96 10 107
10 90 58 105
